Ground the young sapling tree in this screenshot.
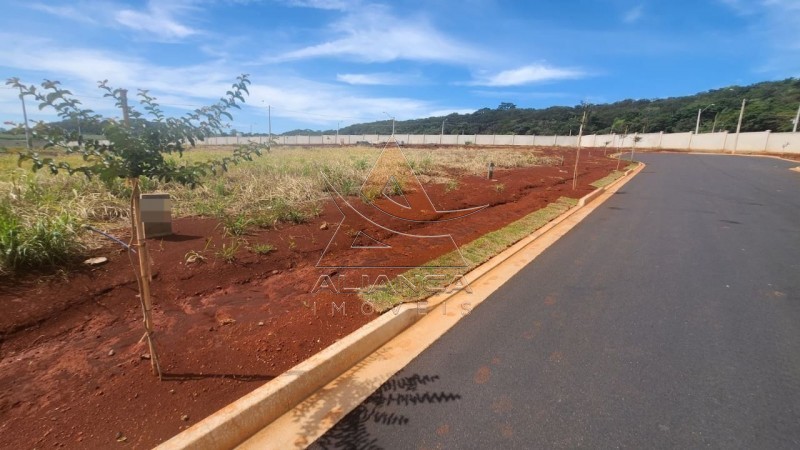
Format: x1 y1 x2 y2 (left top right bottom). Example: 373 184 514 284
5 75 265 378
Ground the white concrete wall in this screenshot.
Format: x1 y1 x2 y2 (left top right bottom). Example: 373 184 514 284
407 134 425 145
637 133 662 148
735 131 769 151
765 132 800 153
556 136 578 147
689 132 726 151
200 132 800 153
514 135 534 145
660 132 693 149
493 135 513 145
475 134 494 145
440 135 458 145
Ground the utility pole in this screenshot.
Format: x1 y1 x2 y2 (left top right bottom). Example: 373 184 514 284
268 105 272 150
440 118 447 145
16 86 32 151
383 112 395 136
793 103 800 133
733 99 746 153
695 109 701 135
695 103 714 134
336 121 340 145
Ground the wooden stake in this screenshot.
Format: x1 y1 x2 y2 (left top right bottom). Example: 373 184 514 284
572 109 587 190
121 89 161 378
131 179 161 377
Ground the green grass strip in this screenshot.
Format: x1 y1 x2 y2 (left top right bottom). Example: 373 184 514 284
362 196 578 311
590 162 637 189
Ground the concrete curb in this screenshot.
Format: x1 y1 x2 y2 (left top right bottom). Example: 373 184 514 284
578 188 603 207
578 165 635 207
154 305 420 450
155 163 644 450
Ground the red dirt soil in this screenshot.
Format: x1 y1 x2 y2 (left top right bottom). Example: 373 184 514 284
0 147 626 449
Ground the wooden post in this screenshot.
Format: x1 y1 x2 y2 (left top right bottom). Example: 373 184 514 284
131 180 161 377
121 90 161 378
572 109 587 190
616 126 627 171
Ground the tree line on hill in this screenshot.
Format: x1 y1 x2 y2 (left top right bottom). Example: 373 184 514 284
284 78 800 137
6 78 797 139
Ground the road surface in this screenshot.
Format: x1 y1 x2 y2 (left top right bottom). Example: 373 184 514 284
312 154 800 449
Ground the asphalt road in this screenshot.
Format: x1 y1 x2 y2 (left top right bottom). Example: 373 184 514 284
312 154 800 449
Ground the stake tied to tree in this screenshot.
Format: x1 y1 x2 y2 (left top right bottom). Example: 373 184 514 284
5 74 267 378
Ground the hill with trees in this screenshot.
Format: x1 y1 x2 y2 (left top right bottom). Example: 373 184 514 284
308 78 800 137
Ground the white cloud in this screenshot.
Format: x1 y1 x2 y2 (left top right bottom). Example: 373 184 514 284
245 78 436 125
623 4 644 23
719 0 800 71
283 0 352 10
115 1 197 40
336 72 418 85
470 90 570 100
717 0 754 14
469 64 585 87
273 4 484 63
28 3 98 24
0 32 455 129
0 33 244 119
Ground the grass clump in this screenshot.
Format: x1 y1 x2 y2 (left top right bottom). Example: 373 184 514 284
216 238 242 263
444 179 459 193
249 242 275 255
0 202 84 274
221 213 253 237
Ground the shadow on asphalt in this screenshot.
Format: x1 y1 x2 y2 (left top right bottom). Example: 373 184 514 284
310 370 462 449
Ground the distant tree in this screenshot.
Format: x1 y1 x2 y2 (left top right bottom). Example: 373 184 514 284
497 102 517 111
611 118 626 133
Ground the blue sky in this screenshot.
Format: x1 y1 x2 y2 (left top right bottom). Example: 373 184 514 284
1 0 798 133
